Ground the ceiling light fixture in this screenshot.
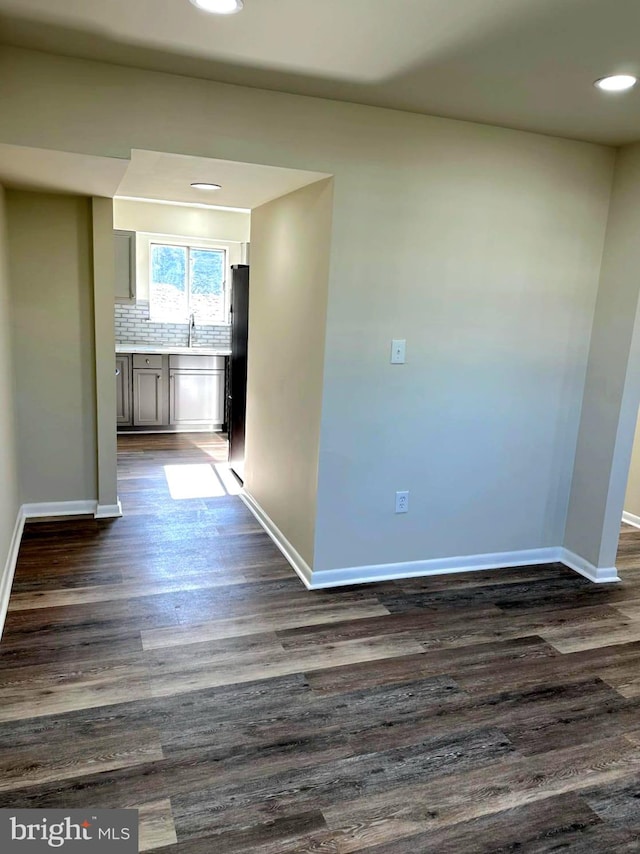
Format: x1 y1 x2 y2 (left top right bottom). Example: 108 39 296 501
191 182 222 190
594 74 637 92
189 0 243 14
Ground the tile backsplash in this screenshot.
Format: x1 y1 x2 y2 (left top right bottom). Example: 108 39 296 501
115 302 231 349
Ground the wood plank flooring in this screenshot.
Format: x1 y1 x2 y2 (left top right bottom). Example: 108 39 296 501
2 432 640 850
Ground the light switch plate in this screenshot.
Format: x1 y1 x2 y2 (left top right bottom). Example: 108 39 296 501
391 339 406 364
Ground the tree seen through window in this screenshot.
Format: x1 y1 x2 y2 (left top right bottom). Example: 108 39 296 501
150 244 226 323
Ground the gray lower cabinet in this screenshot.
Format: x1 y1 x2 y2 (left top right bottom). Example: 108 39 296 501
133 368 166 427
117 352 225 432
169 354 225 430
115 355 132 426
170 370 225 428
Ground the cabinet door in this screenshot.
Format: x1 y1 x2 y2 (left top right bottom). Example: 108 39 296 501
170 370 224 428
133 369 165 427
114 230 136 302
115 355 131 426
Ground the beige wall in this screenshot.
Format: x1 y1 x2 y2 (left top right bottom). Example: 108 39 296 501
113 199 250 243
565 144 640 568
6 191 97 505
314 140 614 572
0 185 19 573
245 179 333 565
0 47 622 577
625 412 640 519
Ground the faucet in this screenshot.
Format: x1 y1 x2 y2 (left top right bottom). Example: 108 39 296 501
188 312 196 348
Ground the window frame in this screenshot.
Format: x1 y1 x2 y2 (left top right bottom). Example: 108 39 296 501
148 239 229 325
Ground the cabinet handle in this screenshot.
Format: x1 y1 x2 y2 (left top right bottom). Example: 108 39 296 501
115 368 121 376
146 358 151 365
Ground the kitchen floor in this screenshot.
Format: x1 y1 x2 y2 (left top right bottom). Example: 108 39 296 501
117 432 237 515
2 451 640 850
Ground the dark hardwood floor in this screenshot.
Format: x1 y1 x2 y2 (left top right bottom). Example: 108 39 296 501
2 433 640 851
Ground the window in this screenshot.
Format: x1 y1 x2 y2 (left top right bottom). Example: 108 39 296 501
150 243 227 323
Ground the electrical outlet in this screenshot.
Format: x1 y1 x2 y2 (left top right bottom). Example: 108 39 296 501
395 491 409 513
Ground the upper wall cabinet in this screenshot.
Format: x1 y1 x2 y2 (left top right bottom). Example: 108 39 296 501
114 229 136 302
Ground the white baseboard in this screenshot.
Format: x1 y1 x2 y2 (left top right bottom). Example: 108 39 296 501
559 548 620 584
310 548 620 590
240 491 313 589
22 500 98 519
240 493 621 589
0 507 25 638
95 501 123 519
623 511 640 530
22 500 124 521
306 547 565 589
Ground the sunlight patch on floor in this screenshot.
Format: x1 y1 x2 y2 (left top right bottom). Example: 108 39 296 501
163 464 226 499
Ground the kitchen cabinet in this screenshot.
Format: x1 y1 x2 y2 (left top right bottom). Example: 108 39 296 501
132 354 166 427
117 351 226 432
115 354 131 426
114 229 136 302
169 354 225 430
170 370 225 428
133 368 166 427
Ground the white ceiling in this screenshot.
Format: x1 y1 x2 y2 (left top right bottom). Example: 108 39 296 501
0 144 329 210
116 150 330 210
1 0 640 144
0 144 130 196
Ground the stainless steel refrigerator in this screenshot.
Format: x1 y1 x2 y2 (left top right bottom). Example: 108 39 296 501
228 264 249 482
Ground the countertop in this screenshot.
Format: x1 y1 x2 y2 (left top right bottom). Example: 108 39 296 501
116 345 231 356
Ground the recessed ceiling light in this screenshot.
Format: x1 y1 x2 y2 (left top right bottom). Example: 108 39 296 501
191 182 222 190
189 0 243 14
594 74 637 92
